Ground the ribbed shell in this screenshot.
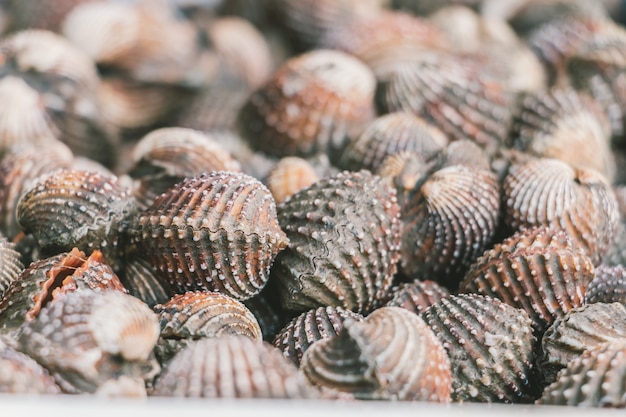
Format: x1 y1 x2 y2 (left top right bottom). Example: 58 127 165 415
400 164 500 289
502 158 619 264
459 227 595 333
0 237 24 300
540 302 626 384
154 291 262 364
384 280 450 315
18 290 160 394
119 253 170 308
586 264 626 305
336 112 448 172
273 170 401 314
133 171 288 301
272 306 364 367
538 340 626 407
300 306 451 402
16 169 137 266
238 49 376 158
422 294 536 403
0 345 60 394
512 87 614 180
266 157 320 205
151 336 315 399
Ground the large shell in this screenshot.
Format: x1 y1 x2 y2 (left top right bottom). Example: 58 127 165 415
272 170 401 314
0 343 60 394
459 227 595 333
132 171 288 301
238 49 376 158
0 237 24 300
265 157 320 205
586 264 626 305
384 279 450 315
502 158 619 264
540 302 626 384
537 339 626 407
422 294 536 403
18 289 160 395
151 336 316 399
272 306 364 367
154 291 262 364
300 306 451 402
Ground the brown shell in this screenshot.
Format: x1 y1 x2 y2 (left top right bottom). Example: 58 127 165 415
537 339 626 407
272 306 364 367
336 112 448 172
502 157 619 264
243 285 293 343
266 157 320 205
300 306 451 402
586 264 626 305
18 289 160 395
384 279 450 316
119 252 170 308
459 226 595 333
540 302 626 384
152 335 316 399
238 49 376 158
273 170 401 314
400 164 500 290
0 344 60 394
133 171 288 301
422 294 536 403
154 291 262 364
8 0 93 32
0 236 24 300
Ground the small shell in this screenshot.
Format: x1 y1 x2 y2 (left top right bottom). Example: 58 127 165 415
152 336 316 399
273 170 401 314
384 279 450 316
459 227 595 333
0 237 24 300
154 291 262 364
540 302 626 384
18 289 160 395
0 344 60 394
272 306 364 367
133 171 288 301
300 306 451 402
119 252 170 308
238 49 376 158
422 294 536 403
266 157 320 205
586 264 626 305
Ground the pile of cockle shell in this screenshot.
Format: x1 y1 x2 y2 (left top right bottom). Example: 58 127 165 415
1 0 626 408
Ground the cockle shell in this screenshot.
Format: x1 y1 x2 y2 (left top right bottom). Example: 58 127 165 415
422 294 536 403
272 170 401 314
272 306 363 367
266 156 320 205
0 343 60 394
0 236 24 300
152 335 316 399
300 306 451 401
132 171 288 301
119 251 170 308
384 279 450 315
586 264 626 305
238 49 376 158
8 0 94 32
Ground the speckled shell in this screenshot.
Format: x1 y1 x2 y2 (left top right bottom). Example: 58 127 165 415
336 112 448 172
400 164 500 290
154 291 262 364
119 253 170 308
0 237 24 300
133 171 288 301
272 306 364 367
540 302 626 384
512 87 614 180
300 306 451 401
459 227 595 333
586 264 626 305
502 158 619 264
238 49 376 158
422 294 536 403
16 169 137 266
272 170 401 314
384 280 450 315
152 336 316 399
537 340 626 407
0 344 60 394
18 289 160 395
266 157 320 205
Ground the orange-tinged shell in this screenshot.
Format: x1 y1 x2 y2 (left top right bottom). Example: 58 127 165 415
152 335 316 399
0 237 23 300
384 279 450 315
422 294 536 403
266 157 319 205
0 343 60 394
300 306 451 402
586 264 626 305
459 227 595 333
238 49 376 158
133 171 288 301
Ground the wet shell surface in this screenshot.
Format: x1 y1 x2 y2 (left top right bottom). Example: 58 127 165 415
272 306 364 367
540 302 626 384
459 227 595 333
586 264 626 305
18 289 160 395
238 49 376 158
154 291 262 364
0 237 24 300
272 170 401 314
266 157 320 205
133 171 288 301
422 294 536 403
300 306 452 402
0 343 60 394
152 335 316 399
384 280 450 316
